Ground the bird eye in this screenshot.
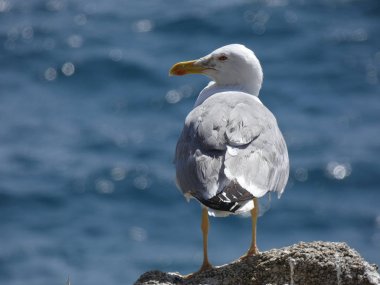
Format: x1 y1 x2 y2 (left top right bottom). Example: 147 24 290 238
218 55 228 61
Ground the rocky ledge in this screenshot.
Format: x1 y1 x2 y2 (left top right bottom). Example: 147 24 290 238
134 241 380 285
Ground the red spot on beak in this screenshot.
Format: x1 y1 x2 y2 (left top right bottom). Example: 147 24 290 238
175 69 187 76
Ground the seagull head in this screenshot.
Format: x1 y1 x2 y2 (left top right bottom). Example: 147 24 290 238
169 44 263 96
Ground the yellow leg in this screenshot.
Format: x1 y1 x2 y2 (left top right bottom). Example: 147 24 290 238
241 198 260 259
183 208 212 278
199 207 212 271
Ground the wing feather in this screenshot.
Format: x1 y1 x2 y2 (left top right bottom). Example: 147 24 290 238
175 92 289 212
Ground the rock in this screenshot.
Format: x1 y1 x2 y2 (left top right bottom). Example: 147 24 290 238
134 241 380 285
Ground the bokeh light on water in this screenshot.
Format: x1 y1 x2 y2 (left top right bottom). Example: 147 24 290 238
0 0 379 284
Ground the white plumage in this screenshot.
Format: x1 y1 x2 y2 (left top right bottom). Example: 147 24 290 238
169 44 289 272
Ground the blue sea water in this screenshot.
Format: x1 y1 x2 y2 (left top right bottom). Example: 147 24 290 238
0 0 380 284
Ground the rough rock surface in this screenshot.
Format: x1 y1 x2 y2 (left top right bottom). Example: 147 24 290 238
134 241 380 285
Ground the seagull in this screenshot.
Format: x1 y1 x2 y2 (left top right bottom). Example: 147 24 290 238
169 44 289 272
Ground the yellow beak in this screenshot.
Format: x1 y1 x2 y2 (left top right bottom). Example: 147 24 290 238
169 60 207 76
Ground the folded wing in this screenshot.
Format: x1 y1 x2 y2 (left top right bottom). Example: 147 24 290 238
175 92 289 213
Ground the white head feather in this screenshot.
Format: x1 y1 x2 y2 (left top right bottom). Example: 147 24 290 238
197 44 263 97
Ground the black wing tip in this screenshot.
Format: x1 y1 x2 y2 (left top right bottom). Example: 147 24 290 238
195 184 255 213
196 197 241 213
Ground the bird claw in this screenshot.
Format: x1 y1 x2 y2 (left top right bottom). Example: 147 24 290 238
198 262 213 272
182 262 213 279
239 247 260 260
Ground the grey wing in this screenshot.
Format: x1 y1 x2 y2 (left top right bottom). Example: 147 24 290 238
223 97 289 198
175 102 229 201
175 92 289 212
